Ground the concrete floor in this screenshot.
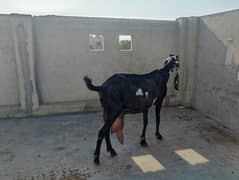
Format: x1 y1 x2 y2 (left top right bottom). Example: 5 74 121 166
0 107 239 180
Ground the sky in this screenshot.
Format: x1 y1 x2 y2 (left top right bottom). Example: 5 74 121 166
0 0 239 20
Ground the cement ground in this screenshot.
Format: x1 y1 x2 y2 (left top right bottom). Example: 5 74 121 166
0 107 239 180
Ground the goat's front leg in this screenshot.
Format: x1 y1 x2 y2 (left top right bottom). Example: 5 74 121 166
155 100 163 140
140 110 148 147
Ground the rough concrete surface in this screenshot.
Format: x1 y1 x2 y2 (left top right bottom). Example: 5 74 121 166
33 16 178 104
0 107 239 180
194 16 239 131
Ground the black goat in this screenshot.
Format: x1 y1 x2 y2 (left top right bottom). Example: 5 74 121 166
84 55 179 164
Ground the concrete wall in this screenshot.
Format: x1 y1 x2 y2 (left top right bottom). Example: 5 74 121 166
193 10 239 132
0 10 238 135
0 14 184 116
0 16 19 107
33 16 179 104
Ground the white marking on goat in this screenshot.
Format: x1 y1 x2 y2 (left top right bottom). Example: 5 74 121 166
165 57 171 61
136 88 144 96
145 91 149 97
165 55 177 64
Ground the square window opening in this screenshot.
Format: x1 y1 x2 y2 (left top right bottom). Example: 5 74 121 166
89 34 104 51
119 35 132 51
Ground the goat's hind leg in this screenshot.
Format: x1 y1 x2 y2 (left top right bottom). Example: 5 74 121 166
105 129 117 157
94 109 121 164
94 124 109 165
104 110 117 156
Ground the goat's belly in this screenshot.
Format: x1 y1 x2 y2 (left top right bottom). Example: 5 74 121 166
111 98 154 144
124 103 153 114
123 109 144 114
124 97 154 112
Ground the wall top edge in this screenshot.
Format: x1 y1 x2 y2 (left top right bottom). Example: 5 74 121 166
201 8 239 18
0 13 178 23
0 8 238 21
33 15 177 23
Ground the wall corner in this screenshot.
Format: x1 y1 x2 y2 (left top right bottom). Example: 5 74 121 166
177 16 199 107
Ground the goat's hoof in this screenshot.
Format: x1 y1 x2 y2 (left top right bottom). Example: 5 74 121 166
140 140 148 147
156 133 163 140
110 149 117 157
94 157 100 165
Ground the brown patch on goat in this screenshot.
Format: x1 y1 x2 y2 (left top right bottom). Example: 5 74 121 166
111 116 124 144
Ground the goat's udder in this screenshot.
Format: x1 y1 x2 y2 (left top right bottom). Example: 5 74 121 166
111 116 124 144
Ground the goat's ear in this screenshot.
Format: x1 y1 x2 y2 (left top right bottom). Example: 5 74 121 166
169 54 174 57
176 55 179 59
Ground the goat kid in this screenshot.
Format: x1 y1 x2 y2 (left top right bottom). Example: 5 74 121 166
84 54 179 164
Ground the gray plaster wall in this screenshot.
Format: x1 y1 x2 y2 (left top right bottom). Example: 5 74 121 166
33 16 179 104
0 14 182 116
193 10 239 131
0 10 238 135
0 16 19 106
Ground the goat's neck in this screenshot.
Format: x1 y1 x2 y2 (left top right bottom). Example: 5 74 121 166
162 61 174 73
149 62 173 83
150 69 170 85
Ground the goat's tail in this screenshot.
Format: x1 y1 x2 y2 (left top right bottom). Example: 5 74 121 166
83 76 102 92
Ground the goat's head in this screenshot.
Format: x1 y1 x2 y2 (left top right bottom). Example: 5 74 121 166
164 54 180 90
164 54 179 69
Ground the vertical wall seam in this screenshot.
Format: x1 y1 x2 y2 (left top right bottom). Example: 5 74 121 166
32 16 42 106
10 15 39 113
192 18 201 106
10 16 27 111
187 17 199 107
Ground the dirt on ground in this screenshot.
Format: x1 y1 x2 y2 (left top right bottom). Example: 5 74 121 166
15 168 96 180
0 107 239 180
